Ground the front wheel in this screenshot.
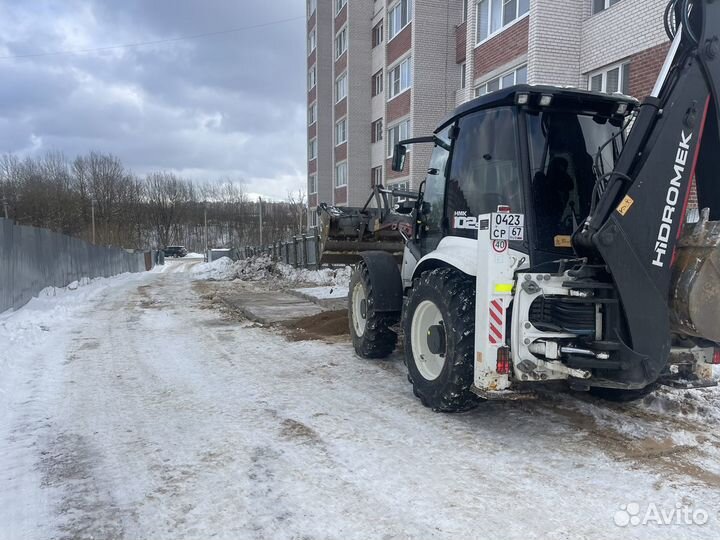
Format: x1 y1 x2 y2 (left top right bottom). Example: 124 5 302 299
403 268 479 412
348 261 398 359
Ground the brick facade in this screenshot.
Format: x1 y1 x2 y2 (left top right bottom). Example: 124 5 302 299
334 185 347 204
308 48 316 68
473 17 529 79
307 11 316 32
455 21 466 63
334 143 347 162
334 4 347 33
334 98 347 120
334 52 347 75
387 24 412 66
629 42 670 99
580 0 667 75
386 89 411 123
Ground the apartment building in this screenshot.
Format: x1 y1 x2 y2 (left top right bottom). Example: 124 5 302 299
306 0 673 225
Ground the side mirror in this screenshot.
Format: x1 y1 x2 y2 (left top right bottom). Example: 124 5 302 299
392 144 407 172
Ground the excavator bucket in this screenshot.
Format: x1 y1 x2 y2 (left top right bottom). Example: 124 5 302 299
317 185 415 265
318 206 407 265
670 209 720 342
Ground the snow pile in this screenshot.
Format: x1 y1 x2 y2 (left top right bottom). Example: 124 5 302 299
191 255 351 287
191 257 237 280
183 252 205 259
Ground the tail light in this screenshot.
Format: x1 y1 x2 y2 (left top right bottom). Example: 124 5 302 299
713 348 720 365
496 347 512 375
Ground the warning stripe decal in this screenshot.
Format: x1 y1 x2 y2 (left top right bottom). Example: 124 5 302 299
488 299 505 345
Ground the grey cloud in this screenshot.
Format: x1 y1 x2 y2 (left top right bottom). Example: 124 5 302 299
0 0 306 200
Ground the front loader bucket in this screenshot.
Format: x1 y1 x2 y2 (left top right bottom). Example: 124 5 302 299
670 208 720 342
318 206 407 265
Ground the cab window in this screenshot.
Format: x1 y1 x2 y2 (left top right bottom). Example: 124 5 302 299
446 107 522 239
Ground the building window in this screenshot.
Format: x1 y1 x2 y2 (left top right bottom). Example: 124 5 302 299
387 119 411 157
308 65 317 90
335 26 347 59
372 166 383 186
335 0 347 15
309 211 318 227
476 0 529 44
391 180 410 204
308 102 317 125
592 0 621 15
308 29 316 53
372 20 384 48
588 62 630 94
388 57 412 99
335 161 348 187
309 173 317 194
335 118 348 145
308 138 317 160
307 0 317 18
474 64 527 96
460 62 467 89
388 0 413 40
335 72 348 102
462 0 469 21
372 70 384 97
371 118 383 143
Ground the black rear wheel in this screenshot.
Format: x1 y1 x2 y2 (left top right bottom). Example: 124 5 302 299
403 268 479 412
348 261 398 359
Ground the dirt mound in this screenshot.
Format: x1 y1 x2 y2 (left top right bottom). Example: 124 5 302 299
282 310 349 342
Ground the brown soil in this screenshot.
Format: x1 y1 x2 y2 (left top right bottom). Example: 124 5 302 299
281 310 349 342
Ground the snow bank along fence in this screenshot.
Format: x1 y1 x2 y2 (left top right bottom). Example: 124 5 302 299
0 218 152 313
239 229 321 269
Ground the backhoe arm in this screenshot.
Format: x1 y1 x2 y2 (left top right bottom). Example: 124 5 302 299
574 0 720 385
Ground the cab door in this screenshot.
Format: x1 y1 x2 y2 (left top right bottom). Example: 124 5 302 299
416 126 452 257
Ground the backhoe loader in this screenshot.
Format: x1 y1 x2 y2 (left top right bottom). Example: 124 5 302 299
319 0 720 411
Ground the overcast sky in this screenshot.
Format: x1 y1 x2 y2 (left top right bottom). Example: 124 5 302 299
0 0 306 200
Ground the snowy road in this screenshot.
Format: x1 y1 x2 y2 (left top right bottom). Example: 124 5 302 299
2 267 720 539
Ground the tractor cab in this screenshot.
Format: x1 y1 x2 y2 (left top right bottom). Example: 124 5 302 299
393 85 638 266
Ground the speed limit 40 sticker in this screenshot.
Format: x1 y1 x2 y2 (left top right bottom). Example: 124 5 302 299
490 213 524 241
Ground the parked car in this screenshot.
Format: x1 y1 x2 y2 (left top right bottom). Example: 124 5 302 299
163 246 188 258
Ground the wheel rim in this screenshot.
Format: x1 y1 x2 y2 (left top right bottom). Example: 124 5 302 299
351 281 367 336
410 300 446 381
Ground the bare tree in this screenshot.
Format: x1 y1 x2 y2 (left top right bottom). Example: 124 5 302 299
0 150 309 251
144 172 191 247
287 189 308 235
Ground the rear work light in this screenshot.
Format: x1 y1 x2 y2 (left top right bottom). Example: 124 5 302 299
539 94 553 107
713 348 720 365
496 347 512 375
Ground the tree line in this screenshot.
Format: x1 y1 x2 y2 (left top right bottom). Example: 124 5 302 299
0 151 308 251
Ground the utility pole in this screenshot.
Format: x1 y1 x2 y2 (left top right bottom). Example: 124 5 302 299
1 195 8 220
258 197 263 246
91 198 96 244
204 206 208 254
